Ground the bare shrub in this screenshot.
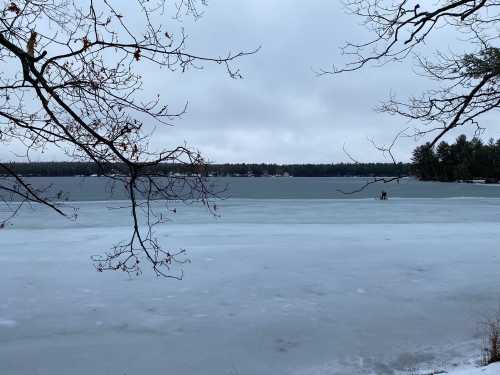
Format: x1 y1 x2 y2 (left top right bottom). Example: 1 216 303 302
481 314 500 365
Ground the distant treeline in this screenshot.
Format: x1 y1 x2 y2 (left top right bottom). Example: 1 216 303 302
0 161 410 177
412 134 500 182
6 134 500 181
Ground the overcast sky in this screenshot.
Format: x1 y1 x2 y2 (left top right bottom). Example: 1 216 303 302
143 0 425 164
4 0 500 163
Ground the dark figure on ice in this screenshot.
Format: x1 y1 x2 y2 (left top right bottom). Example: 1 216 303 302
380 191 388 200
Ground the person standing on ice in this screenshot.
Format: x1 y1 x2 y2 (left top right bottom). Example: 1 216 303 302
380 191 388 200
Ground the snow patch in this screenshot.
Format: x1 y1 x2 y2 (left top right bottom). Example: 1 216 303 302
432 363 500 375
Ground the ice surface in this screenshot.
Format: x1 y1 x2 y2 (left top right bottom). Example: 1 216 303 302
2 198 500 374
0 319 16 328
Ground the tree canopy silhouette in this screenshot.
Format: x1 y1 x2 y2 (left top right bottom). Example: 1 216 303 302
329 0 500 149
0 0 254 278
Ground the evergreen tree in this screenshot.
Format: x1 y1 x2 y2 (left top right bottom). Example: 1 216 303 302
411 135 500 182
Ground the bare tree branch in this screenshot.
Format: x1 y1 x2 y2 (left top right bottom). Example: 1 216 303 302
0 0 256 277
330 0 500 164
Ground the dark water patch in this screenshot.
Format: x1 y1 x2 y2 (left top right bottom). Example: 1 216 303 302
5 176 500 201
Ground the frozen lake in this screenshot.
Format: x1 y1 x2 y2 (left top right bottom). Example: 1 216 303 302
2 197 500 374
8 176 500 200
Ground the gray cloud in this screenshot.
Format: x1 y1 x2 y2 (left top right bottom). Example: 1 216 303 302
3 0 499 163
